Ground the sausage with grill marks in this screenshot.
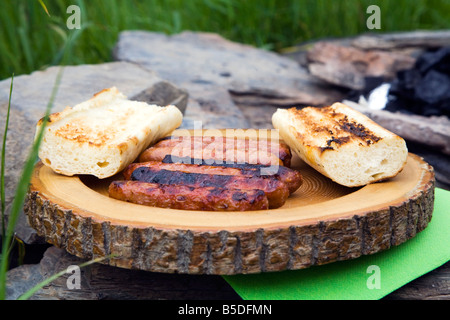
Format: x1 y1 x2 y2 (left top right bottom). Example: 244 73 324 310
162 155 302 193
122 159 302 194
154 136 292 166
138 145 283 167
109 181 269 211
129 167 290 209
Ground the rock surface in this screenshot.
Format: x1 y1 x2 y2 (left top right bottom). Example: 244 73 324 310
113 30 345 128
351 30 450 50
307 41 416 90
0 61 188 243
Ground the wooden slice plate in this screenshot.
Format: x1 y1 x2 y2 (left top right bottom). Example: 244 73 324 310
24 129 435 275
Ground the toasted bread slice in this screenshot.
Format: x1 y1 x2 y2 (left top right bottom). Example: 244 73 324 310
272 102 408 187
36 87 183 178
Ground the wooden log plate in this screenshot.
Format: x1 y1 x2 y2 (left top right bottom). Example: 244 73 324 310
24 129 435 275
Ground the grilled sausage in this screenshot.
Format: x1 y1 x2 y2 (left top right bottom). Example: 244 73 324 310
123 161 258 180
154 136 292 166
109 180 269 211
162 155 303 193
129 167 289 209
138 145 283 167
123 159 302 194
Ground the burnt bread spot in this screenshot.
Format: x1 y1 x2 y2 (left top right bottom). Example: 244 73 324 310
321 136 352 152
314 108 383 151
326 136 350 146
338 115 381 145
319 146 335 152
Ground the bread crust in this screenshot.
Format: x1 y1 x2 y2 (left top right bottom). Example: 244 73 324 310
36 87 183 179
272 103 408 187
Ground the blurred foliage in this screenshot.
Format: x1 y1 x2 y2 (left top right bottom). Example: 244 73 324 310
0 0 449 79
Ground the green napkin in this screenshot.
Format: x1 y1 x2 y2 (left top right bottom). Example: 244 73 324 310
223 188 450 300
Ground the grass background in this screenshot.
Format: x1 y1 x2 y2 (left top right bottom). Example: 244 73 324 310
0 0 449 80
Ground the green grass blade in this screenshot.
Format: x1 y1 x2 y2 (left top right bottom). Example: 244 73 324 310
1 74 13 240
17 28 34 74
38 0 50 17
0 67 64 300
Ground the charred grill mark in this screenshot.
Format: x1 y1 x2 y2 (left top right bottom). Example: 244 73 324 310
255 190 266 199
232 192 248 202
129 166 289 208
326 136 350 147
132 167 246 189
208 187 226 196
313 107 382 150
200 175 233 188
161 155 278 178
163 155 268 170
160 155 302 194
338 115 381 145
319 146 334 152
164 155 265 173
320 136 351 152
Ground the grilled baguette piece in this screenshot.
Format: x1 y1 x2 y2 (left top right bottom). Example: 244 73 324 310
36 87 183 179
272 102 408 187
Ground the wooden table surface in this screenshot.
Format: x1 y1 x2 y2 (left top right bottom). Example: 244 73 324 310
6 245 449 300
